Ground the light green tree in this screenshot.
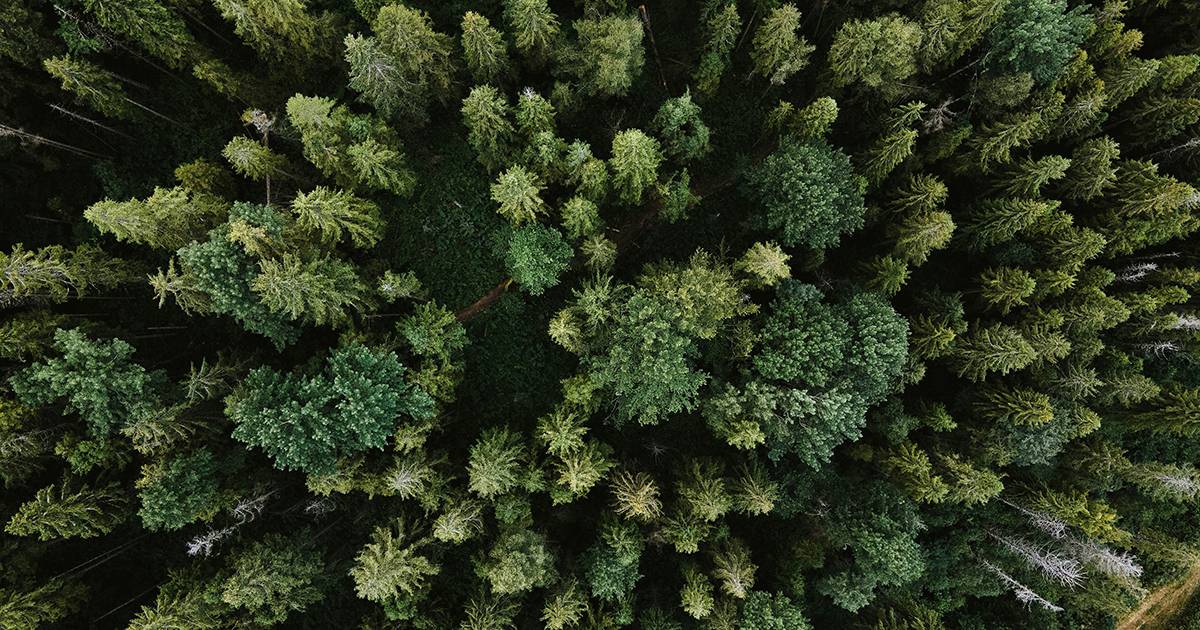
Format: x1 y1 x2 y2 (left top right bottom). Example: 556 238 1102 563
751 4 814 85
461 11 511 83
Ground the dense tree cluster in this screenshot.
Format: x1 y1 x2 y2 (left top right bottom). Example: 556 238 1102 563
2 0 1200 628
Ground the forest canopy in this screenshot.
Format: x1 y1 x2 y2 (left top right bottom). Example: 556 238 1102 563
2 0 1200 628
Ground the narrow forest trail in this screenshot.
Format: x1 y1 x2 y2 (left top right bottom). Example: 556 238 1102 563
1118 563 1200 630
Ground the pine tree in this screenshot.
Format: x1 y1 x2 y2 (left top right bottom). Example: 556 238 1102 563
973 386 1054 426
610 129 663 205
939 454 1004 504
949 323 1037 381
787 96 840 139
862 256 910 296
461 11 511 84
743 137 867 249
986 0 1091 84
968 108 1049 169
228 343 433 474
5 482 128 540
542 580 587 629
996 155 1071 196
750 4 814 86
736 242 791 288
0 581 83 629
961 197 1057 250
504 0 560 63
350 520 439 603
345 3 455 122
485 528 558 594
978 266 1037 314
504 225 573 295
86 186 228 250
1131 387 1200 435
861 129 918 185
462 85 516 171
829 16 925 96
890 209 955 265
610 471 663 522
652 91 711 162
222 136 289 183
290 187 382 248
567 15 645 97
82 0 196 68
43 56 131 119
680 565 715 619
286 94 416 196
492 165 550 224
694 1 740 94
252 255 369 327
711 539 757 598
1127 97 1200 146
136 448 221 531
212 0 324 61
1100 57 1160 109
10 328 157 437
884 442 950 503
1 245 133 308
889 174 949 214
220 534 325 626
468 428 526 498
560 196 603 239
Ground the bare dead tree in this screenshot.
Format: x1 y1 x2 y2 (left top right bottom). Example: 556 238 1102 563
990 532 1086 588
981 559 1064 612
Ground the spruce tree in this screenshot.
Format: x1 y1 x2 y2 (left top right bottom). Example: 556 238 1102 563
461 11 511 84
345 3 455 122
750 4 814 86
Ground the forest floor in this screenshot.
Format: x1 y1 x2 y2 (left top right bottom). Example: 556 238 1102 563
1118 562 1200 630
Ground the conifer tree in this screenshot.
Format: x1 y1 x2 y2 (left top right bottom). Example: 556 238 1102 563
251 255 369 327
978 266 1037 314
290 187 382 249
462 86 516 171
227 343 434 474
744 137 867 249
997 155 1071 196
504 0 560 63
949 323 1037 381
43 56 131 119
750 4 814 86
610 129 663 205
829 16 925 96
5 482 128 540
567 16 645 97
286 95 417 195
212 0 324 61
136 448 221 532
961 198 1057 250
350 520 439 603
504 225 573 295
1061 137 1120 200
220 534 324 626
10 329 157 437
468 428 526 498
461 11 511 84
890 209 955 265
694 0 740 94
345 3 455 122
652 91 711 163
492 165 550 224
86 187 228 250
1131 387 1200 435
986 0 1092 84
